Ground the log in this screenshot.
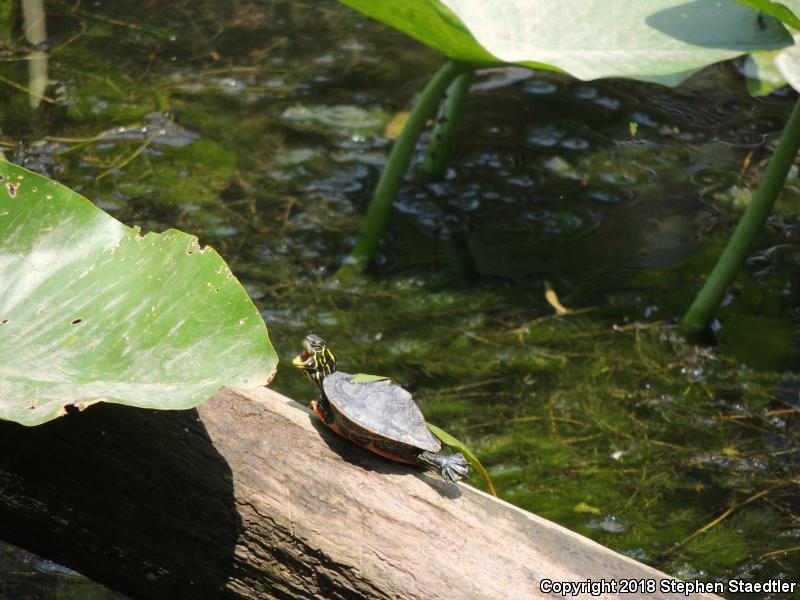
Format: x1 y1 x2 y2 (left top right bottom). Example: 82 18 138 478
0 386 722 600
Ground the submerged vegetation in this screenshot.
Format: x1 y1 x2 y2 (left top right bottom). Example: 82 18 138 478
271 277 800 583
1 0 799 596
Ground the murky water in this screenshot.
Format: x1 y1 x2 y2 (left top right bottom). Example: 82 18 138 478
0 541 129 599
2 0 799 597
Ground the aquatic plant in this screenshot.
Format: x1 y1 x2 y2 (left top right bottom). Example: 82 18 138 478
682 3 800 332
339 0 800 333
0 161 277 426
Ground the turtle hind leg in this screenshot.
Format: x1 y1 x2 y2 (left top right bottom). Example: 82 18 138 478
417 451 469 482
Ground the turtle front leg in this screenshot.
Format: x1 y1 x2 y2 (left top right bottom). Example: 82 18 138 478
311 394 336 425
417 451 469 482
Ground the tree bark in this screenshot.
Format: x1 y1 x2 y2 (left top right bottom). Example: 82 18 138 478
0 387 721 600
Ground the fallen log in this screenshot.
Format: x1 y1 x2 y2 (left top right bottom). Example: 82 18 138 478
0 386 721 599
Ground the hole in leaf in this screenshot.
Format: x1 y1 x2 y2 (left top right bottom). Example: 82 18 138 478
71 318 83 325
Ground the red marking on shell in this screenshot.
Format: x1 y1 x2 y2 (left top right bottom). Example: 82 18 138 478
312 401 416 465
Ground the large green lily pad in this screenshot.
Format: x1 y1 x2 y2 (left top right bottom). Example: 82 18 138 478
0 161 277 426
341 0 792 85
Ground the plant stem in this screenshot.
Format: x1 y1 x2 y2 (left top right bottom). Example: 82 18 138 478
341 59 467 274
681 95 800 334
423 70 474 179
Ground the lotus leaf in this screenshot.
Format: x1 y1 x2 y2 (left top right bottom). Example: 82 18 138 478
341 0 792 85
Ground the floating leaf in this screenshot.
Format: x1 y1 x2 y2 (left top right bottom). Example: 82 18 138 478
427 422 497 496
341 0 791 85
0 161 277 426
351 372 392 382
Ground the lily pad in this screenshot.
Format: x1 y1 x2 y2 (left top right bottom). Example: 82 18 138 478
0 161 277 426
341 0 791 85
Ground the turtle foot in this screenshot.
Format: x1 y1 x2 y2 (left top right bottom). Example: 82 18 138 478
418 451 469 482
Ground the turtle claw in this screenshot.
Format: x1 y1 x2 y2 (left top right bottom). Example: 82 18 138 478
418 451 469 482
442 452 469 482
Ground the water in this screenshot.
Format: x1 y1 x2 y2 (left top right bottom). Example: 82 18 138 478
1 0 799 597
0 541 129 599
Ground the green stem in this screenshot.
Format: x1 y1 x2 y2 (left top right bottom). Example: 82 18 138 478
341 59 467 274
681 95 800 334
423 70 474 179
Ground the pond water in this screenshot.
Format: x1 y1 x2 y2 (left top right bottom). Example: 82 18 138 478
2 0 800 597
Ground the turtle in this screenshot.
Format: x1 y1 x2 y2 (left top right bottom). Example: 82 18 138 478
292 334 469 482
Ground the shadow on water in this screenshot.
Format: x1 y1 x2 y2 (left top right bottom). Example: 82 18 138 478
0 403 242 599
0 540 132 600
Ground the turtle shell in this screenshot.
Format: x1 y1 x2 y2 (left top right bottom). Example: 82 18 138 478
323 371 441 453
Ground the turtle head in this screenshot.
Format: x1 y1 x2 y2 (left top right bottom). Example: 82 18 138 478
292 334 336 389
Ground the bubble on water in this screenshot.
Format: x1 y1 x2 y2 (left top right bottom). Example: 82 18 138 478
542 156 580 179
671 563 708 581
583 187 632 205
594 96 621 111
521 79 558 95
586 515 629 534
714 99 755 115
621 548 648 561
630 111 660 129
527 126 562 148
507 174 535 188
573 85 598 100
561 136 590 150
598 164 651 185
